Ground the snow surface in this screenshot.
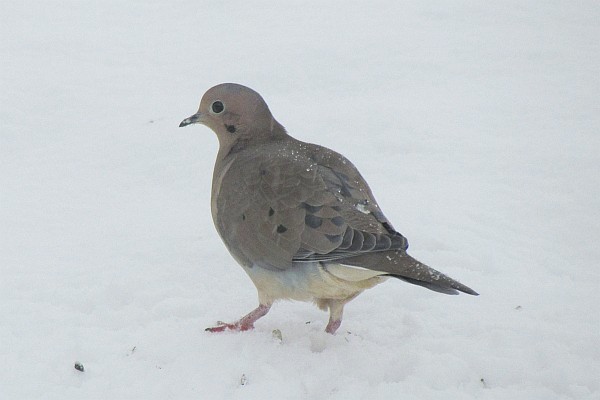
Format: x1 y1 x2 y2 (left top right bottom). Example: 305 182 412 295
1 1 599 399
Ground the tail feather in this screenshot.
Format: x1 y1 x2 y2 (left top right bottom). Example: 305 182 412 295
340 250 479 296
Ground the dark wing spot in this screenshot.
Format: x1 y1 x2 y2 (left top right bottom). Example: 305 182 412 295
276 224 287 234
242 214 246 221
226 124 236 133
305 214 323 229
325 234 341 243
330 216 345 226
301 203 323 213
268 207 275 217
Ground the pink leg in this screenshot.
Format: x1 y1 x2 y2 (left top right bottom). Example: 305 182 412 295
325 319 341 334
324 300 345 334
206 304 271 333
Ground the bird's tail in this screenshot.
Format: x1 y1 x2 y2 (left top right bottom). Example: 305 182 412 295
341 251 479 296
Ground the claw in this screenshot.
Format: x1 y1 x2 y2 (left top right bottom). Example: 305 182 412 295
205 322 254 332
205 323 237 332
204 304 271 333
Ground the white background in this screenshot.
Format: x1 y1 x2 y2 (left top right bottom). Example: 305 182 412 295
1 1 598 399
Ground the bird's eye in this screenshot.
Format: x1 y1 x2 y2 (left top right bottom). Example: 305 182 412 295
211 101 224 114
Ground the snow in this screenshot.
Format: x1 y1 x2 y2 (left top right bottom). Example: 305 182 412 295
1 1 599 399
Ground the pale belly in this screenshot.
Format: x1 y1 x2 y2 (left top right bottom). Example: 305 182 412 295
241 262 388 305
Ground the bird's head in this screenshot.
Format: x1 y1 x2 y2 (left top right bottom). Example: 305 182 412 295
180 83 286 153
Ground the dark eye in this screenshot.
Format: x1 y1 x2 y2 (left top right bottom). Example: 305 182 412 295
211 101 224 114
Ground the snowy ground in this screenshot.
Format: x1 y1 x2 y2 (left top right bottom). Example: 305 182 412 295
1 1 599 399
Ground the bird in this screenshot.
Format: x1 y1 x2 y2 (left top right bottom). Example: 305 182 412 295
179 83 478 334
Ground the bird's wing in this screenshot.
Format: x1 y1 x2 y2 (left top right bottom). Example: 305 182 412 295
214 141 408 271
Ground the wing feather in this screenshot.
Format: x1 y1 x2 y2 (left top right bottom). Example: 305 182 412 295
214 140 408 270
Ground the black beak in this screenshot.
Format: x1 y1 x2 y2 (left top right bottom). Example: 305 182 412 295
179 113 202 127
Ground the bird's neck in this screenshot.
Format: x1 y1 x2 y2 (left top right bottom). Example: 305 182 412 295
216 118 289 163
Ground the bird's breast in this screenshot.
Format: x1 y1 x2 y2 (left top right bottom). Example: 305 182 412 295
211 155 238 224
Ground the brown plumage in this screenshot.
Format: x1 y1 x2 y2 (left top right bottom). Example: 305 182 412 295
180 83 478 334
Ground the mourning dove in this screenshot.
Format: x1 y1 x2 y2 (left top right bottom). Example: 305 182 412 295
180 83 478 334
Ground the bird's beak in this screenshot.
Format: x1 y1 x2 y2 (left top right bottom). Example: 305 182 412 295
179 112 204 127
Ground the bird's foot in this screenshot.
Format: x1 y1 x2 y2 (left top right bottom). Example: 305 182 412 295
205 321 255 332
325 319 341 334
205 304 271 333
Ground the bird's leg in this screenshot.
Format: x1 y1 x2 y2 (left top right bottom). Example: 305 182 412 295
324 301 345 334
325 318 341 334
205 304 271 332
